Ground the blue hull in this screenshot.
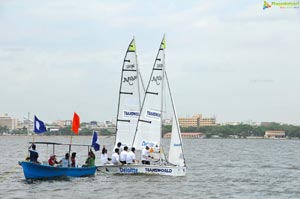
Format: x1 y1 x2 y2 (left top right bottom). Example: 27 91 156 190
19 161 97 179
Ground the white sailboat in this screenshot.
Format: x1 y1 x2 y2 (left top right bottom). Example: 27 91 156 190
98 36 186 176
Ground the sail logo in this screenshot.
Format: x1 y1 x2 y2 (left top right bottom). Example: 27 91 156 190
123 111 140 118
151 75 162 85
126 64 135 69
156 63 163 68
141 140 157 148
123 75 137 86
145 168 172 173
120 167 138 174
146 110 161 119
173 143 182 147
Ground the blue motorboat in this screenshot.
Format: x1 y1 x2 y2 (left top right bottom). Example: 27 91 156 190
19 161 97 179
19 141 97 180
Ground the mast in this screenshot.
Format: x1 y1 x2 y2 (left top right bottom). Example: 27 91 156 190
159 35 166 164
160 35 166 140
27 112 30 136
28 112 35 142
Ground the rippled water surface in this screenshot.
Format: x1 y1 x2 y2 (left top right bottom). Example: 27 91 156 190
1 136 300 199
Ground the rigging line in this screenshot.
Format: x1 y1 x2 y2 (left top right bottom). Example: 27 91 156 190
136 48 145 111
160 145 169 165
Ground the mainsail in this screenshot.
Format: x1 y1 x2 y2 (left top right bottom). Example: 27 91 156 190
114 38 145 147
132 36 166 150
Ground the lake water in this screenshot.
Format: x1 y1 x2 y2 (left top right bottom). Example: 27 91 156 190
1 136 300 199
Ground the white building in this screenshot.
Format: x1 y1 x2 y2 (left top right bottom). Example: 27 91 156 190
264 130 285 139
0 114 17 130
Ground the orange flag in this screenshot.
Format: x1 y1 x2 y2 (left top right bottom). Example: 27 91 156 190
72 112 80 135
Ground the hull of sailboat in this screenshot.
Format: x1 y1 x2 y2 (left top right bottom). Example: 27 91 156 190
19 161 97 179
97 164 186 177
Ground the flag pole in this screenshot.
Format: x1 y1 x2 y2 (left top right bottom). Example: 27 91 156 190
69 135 73 166
28 112 35 143
70 112 79 166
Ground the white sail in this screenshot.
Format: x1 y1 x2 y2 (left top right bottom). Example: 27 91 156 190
115 38 144 147
168 114 185 166
164 68 185 166
132 37 166 150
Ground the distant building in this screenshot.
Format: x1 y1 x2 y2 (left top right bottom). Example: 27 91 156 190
178 115 199 127
53 120 71 127
178 114 216 127
264 130 285 139
65 120 72 126
221 122 241 126
164 132 204 139
90 121 98 126
0 114 17 130
200 117 216 126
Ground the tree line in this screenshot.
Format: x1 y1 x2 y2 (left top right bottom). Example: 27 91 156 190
163 122 300 138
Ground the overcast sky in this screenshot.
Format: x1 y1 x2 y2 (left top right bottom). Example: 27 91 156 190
0 0 299 124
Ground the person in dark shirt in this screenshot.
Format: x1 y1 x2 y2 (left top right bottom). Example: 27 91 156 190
70 152 77 167
29 144 40 164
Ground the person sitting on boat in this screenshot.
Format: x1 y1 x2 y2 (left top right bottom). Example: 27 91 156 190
59 153 70 167
113 142 123 153
28 144 40 164
84 149 95 167
126 147 137 164
70 152 77 167
100 146 111 165
48 155 59 166
141 146 152 165
119 146 128 165
111 148 121 165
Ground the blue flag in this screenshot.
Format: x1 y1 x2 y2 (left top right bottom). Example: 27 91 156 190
92 131 100 151
34 115 47 134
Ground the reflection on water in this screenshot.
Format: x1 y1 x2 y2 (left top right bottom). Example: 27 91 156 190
1 136 300 198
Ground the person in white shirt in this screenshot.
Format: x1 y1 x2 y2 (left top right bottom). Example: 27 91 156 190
111 148 121 165
113 142 123 153
59 153 70 167
126 147 137 164
119 146 128 164
100 146 111 165
141 146 152 165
